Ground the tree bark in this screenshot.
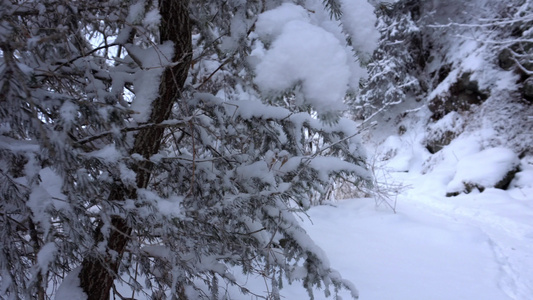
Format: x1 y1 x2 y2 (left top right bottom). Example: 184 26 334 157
78 1 192 299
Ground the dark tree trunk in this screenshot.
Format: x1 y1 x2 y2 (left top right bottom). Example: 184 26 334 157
78 1 192 299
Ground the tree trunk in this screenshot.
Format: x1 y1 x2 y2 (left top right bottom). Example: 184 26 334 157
78 1 192 299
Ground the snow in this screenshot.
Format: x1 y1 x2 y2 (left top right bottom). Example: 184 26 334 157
27 167 68 237
37 243 57 272
225 99 290 120
340 0 380 56
126 42 174 122
447 147 520 195
292 193 519 300
87 144 122 163
126 1 145 24
142 9 161 32
220 7 250 53
511 168 533 189
55 267 88 300
428 111 465 134
227 164 533 299
250 0 380 113
254 20 350 113
141 245 171 259
59 101 78 127
428 69 460 100
308 156 369 182
253 2 372 114
254 3 310 42
136 189 183 217
236 160 276 186
392 170 533 300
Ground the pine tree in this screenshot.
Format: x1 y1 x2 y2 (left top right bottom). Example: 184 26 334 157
355 0 426 124
0 0 370 299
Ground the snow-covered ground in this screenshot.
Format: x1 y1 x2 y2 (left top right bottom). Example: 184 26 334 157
273 129 533 299
287 174 533 299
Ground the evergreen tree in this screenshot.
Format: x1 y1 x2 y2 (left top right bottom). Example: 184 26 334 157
355 0 426 125
0 0 371 299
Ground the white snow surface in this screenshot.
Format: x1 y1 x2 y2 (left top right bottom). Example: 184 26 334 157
292 180 533 300
142 9 162 32
55 267 88 300
447 147 520 194
340 0 380 55
224 168 533 299
127 41 174 122
269 159 531 300
254 3 310 42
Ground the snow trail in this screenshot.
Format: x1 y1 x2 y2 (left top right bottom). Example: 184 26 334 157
396 170 533 300
269 164 533 299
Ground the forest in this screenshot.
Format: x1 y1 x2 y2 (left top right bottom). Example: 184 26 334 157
1 0 532 299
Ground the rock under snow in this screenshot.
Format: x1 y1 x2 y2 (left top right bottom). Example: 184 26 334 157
446 147 520 197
